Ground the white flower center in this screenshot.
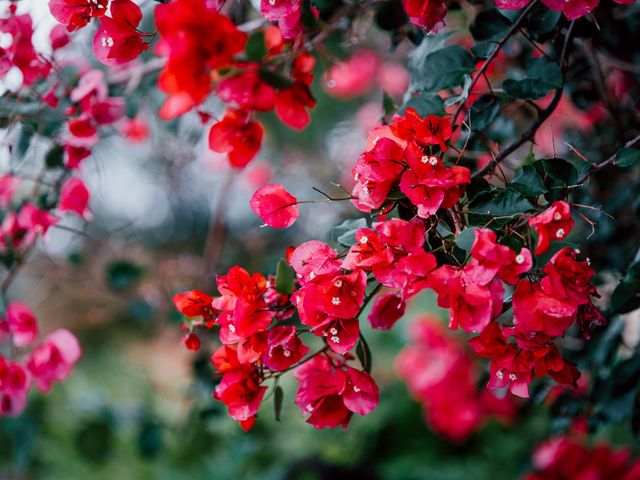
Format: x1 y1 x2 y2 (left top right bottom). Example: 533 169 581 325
329 327 338 335
556 228 565 239
509 373 517 381
515 254 525 265
101 37 114 48
331 297 341 305
353 386 361 392
283 349 291 357
359 236 368 244
554 212 562 221
330 336 340 343
496 371 504 379
334 280 343 288
228 324 236 333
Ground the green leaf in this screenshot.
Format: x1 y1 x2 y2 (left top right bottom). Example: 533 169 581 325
503 57 562 100
470 9 512 41
454 228 476 251
45 143 65 169
400 93 445 117
105 260 143 292
383 91 396 117
525 4 561 37
258 68 295 89
610 261 640 314
330 218 368 246
356 334 372 373
616 147 640 168
375 0 408 31
275 258 295 295
468 94 501 132
410 45 475 92
469 190 535 226
508 165 548 197
245 31 267 62
444 74 472 107
273 385 284 422
534 158 578 202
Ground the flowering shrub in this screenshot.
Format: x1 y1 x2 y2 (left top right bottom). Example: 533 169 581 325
1 0 640 475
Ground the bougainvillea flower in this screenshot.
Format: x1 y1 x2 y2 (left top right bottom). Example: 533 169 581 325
0 360 30 417
396 317 516 442
391 108 453 150
541 247 597 306
212 346 266 430
294 354 379 429
209 109 264 168
6 302 38 347
541 0 599 20
155 0 247 118
342 228 394 271
367 293 406 330
49 0 108 31
173 290 215 319
0 175 19 208
513 280 577 337
315 317 360 354
26 329 81 393
93 0 148 66
249 184 299 228
274 82 316 130
183 332 201 351
403 0 447 32
373 218 426 254
494 0 531 9
323 50 379 99
353 137 405 184
0 12 51 86
217 68 276 112
529 201 574 254
289 241 341 284
262 326 309 370
59 177 92 220
466 228 532 285
49 24 70 50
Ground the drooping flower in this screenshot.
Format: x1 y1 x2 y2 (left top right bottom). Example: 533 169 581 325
208 108 264 168
529 201 574 255
249 184 299 228
6 302 38 348
26 329 81 393
92 0 148 66
58 177 92 220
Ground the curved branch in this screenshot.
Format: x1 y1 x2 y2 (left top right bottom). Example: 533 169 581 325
473 20 577 178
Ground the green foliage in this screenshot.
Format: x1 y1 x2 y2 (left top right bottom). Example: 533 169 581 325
503 57 563 100
275 258 295 295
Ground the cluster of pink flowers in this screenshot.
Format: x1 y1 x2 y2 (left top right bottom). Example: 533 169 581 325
152 0 317 168
0 302 81 416
525 434 640 479
396 316 516 443
49 0 148 65
176 105 607 430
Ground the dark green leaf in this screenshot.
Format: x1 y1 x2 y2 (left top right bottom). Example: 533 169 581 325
508 165 548 197
275 258 295 295
45 144 64 169
610 261 640 314
468 94 501 132
503 57 562 100
454 227 476 251
470 9 512 41
330 218 368 246
356 334 372 373
245 31 267 62
383 91 396 117
273 385 284 422
525 4 561 37
258 68 295 89
74 417 114 464
469 190 534 226
411 46 475 92
616 147 640 168
375 0 408 31
400 94 445 117
105 260 143 292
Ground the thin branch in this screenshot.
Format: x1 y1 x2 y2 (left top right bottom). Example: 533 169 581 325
451 0 539 125
576 132 640 184
474 20 577 178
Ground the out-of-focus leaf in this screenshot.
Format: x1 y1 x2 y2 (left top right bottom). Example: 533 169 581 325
105 260 143 292
503 57 562 100
245 31 267 62
616 147 640 168
470 9 512 41
275 258 295 295
610 261 640 314
468 94 501 131
400 94 445 116
331 218 368 246
411 46 475 92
